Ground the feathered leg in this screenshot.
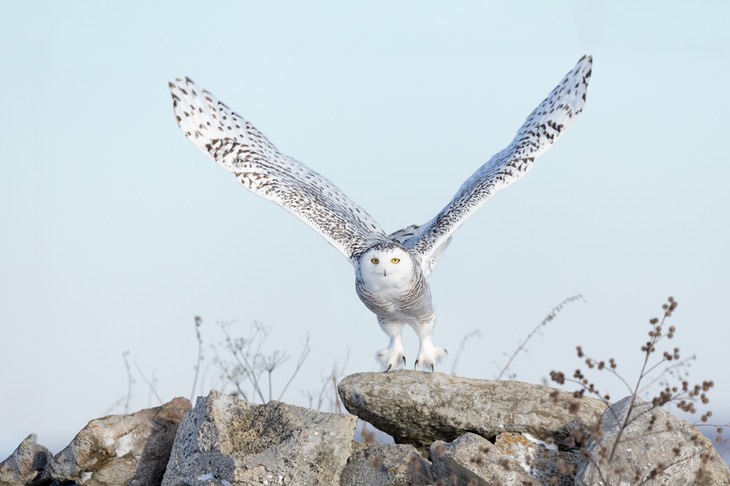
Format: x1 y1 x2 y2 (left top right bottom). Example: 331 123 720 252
376 320 407 372
410 318 447 372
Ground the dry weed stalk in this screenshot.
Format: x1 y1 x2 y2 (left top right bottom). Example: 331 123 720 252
549 297 721 484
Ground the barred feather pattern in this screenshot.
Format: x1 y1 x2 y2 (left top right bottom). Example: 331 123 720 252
170 77 389 262
404 55 593 262
169 56 592 372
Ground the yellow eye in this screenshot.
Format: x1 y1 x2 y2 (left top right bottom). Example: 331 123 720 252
391 257 400 264
370 257 380 264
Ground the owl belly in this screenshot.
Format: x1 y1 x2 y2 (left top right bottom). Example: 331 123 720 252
355 273 433 324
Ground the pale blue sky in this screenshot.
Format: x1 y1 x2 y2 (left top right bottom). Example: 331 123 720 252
2 2 729 457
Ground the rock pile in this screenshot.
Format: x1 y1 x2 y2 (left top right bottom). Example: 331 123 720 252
1 371 727 485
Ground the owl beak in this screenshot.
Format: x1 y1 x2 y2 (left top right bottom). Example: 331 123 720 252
383 268 387 277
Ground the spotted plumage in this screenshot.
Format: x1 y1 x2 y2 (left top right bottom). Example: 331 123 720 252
170 56 592 371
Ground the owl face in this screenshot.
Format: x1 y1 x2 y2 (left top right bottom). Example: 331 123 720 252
359 246 415 292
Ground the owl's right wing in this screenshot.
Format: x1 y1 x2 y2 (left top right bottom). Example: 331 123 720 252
401 56 592 265
170 78 389 263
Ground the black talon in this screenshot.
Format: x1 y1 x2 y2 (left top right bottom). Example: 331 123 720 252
401 356 406 367
430 364 435 373
414 360 419 370
385 364 392 372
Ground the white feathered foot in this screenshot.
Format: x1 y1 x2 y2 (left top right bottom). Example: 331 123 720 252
376 321 407 372
411 320 447 372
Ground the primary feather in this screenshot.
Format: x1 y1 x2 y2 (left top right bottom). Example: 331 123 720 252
169 77 389 262
402 55 592 263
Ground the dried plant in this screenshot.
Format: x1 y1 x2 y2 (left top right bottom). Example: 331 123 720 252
190 315 204 402
212 319 310 404
451 329 482 375
548 297 722 484
306 350 349 412
105 350 136 415
496 294 585 380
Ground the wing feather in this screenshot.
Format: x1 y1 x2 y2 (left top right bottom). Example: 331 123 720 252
404 55 593 262
169 78 389 262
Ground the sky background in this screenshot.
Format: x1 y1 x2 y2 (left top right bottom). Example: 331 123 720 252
2 2 729 459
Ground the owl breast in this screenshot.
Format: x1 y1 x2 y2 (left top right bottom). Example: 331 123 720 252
355 245 434 323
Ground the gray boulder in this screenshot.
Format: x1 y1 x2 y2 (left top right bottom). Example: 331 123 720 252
430 432 539 485
50 396 191 486
162 391 357 486
575 396 730 485
0 434 52 485
338 371 607 448
493 432 579 486
339 443 432 486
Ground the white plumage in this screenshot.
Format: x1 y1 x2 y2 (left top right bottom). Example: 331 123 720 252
170 56 592 371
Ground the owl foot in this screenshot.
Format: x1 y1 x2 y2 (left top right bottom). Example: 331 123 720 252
377 346 407 372
414 345 447 372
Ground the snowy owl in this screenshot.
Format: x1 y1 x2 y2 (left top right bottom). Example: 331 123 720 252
170 56 592 372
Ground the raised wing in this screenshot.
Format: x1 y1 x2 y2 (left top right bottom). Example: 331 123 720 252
403 55 592 263
170 77 389 262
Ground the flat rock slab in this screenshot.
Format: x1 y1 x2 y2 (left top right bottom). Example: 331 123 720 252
338 371 607 448
162 391 357 486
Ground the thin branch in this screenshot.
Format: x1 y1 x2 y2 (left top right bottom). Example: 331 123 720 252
190 315 204 402
450 329 481 375
497 294 585 380
133 358 163 404
277 333 311 401
122 351 134 413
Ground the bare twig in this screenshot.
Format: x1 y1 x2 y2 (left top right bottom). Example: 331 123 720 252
122 351 134 413
450 329 481 375
277 332 310 401
133 358 163 405
190 315 204 402
497 294 585 380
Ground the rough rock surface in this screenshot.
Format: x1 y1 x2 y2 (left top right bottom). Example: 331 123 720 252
576 396 730 486
339 443 431 486
494 432 579 486
431 432 538 485
50 397 191 486
161 391 357 486
0 434 53 485
5 376 729 486
338 371 607 447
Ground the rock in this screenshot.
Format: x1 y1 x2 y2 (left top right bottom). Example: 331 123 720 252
575 396 730 485
50 396 191 486
162 391 357 486
0 434 53 485
338 371 607 448
494 432 579 486
430 432 539 485
339 443 432 486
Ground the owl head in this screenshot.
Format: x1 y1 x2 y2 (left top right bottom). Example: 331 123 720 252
358 244 416 289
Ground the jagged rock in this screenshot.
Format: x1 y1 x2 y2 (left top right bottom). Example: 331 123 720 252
575 396 730 486
339 443 432 486
0 434 53 485
430 432 539 485
50 397 191 486
161 391 357 486
338 371 607 448
494 432 579 486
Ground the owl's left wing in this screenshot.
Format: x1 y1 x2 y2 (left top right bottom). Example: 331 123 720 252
402 56 592 264
170 77 389 263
